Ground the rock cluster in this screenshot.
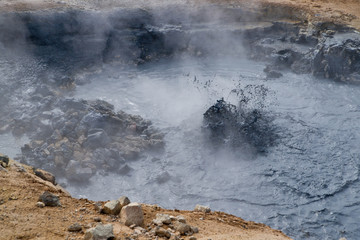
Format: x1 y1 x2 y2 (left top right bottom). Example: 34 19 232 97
243 21 360 83
150 213 199 239
313 33 360 82
96 197 200 239
18 98 164 182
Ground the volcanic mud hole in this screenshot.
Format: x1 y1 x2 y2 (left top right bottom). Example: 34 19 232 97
1 4 360 240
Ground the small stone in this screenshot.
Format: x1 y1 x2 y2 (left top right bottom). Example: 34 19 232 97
93 217 101 222
194 204 211 213
191 226 199 233
176 215 186 223
189 237 197 240
68 223 82 232
129 224 136 229
0 155 9 168
135 226 146 233
120 202 144 227
102 200 121 215
169 234 180 240
34 169 56 185
94 202 103 213
155 227 171 238
154 213 171 225
38 191 61 207
152 218 163 226
172 221 191 235
36 202 45 208
12 163 26 172
118 196 131 207
84 223 114 240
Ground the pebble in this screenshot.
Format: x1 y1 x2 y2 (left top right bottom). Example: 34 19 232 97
36 202 45 208
68 223 82 232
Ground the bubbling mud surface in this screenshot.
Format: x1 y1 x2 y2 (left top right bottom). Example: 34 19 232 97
0 4 360 240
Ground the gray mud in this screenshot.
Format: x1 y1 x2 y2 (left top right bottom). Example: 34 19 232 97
0 5 360 240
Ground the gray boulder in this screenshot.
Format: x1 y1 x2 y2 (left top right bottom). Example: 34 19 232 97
102 200 121 215
84 223 114 240
120 202 144 227
38 191 61 207
173 221 191 235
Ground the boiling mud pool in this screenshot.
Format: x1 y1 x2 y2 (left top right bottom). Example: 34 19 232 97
45 57 360 239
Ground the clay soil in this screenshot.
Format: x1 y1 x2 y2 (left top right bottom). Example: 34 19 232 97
0 159 291 240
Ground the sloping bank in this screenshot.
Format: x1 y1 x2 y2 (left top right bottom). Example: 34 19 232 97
0 156 291 240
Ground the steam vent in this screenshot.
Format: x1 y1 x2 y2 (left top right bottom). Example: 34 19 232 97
1 0 360 239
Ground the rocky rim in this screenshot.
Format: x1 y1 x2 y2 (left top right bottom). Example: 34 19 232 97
0 156 291 240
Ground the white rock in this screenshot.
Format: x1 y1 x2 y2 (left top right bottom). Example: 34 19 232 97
194 204 211 213
36 202 45 208
120 202 144 227
155 213 172 224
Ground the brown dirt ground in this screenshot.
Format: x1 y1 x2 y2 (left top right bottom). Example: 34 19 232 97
0 0 360 30
0 159 291 240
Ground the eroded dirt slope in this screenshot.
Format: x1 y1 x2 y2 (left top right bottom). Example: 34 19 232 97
0 159 291 240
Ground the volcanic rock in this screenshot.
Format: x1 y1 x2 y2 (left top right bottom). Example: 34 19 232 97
34 168 56 185
194 204 211 213
68 223 82 232
176 215 186 223
154 213 172 225
84 223 114 240
0 155 9 168
172 221 192 235
38 191 61 207
120 202 144 227
118 196 131 207
312 33 360 82
102 200 121 215
155 227 171 238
